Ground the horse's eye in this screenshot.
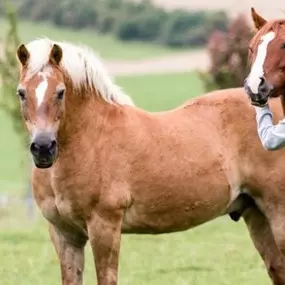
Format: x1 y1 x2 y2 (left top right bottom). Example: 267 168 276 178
17 89 26 101
281 43 285 49
56 89 65 100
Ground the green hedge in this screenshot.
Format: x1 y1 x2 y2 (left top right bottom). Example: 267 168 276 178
7 0 229 48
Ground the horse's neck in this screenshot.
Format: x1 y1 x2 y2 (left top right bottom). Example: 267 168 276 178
57 90 119 149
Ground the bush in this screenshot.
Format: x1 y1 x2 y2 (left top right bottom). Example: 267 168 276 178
9 0 229 48
200 14 253 91
160 10 228 47
115 0 166 42
95 0 123 34
115 8 165 42
116 17 141 40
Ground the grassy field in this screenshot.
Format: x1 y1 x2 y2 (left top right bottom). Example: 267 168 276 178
0 206 269 285
0 71 270 284
116 72 204 111
0 110 28 195
0 18 185 60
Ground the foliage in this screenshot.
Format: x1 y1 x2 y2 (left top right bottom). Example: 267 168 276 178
4 0 229 48
200 14 253 91
0 0 26 143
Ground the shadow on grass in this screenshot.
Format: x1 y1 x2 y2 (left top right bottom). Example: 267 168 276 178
0 232 47 243
156 265 213 274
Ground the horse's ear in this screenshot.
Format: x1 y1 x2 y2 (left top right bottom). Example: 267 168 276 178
251 7 267 30
49 44 62 65
16 44 29 66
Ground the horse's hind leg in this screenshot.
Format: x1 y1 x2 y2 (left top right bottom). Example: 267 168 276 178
243 205 285 285
49 224 87 285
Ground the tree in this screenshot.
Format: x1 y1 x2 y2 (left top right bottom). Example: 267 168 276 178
200 14 253 91
0 1 34 219
0 0 27 144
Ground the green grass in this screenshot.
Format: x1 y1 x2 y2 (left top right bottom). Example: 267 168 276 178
0 110 28 194
116 71 204 111
0 206 270 285
0 72 270 284
0 18 185 60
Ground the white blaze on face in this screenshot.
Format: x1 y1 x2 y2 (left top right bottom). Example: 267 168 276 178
35 72 48 107
247 31 275 94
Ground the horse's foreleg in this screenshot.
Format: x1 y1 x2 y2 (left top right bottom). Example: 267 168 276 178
49 224 87 285
88 209 123 285
243 205 285 285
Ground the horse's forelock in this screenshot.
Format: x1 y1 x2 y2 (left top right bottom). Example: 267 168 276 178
23 38 134 107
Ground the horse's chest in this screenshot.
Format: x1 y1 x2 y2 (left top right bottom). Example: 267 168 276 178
41 190 85 232
55 188 87 224
55 195 76 219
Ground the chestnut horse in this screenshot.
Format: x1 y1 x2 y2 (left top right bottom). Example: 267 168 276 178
16 38 285 285
245 8 285 112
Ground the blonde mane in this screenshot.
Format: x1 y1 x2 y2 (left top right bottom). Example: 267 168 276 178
25 38 134 106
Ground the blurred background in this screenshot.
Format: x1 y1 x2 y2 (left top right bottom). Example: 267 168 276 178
0 0 280 284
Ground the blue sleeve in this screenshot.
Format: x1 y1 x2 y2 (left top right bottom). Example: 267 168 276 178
255 105 285 151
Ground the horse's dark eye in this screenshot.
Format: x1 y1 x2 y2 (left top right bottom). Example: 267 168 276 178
281 43 285 49
56 89 65 100
17 89 26 101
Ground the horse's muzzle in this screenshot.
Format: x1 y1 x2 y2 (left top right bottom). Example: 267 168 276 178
30 133 57 168
244 77 272 107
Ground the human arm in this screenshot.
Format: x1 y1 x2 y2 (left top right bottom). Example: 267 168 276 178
255 104 285 151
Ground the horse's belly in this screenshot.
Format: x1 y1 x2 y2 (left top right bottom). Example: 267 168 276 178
122 184 230 234
122 205 220 234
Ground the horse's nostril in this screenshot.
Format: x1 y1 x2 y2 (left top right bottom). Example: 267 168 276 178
30 142 40 156
258 77 272 96
51 140 56 148
259 77 265 85
48 140 57 153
